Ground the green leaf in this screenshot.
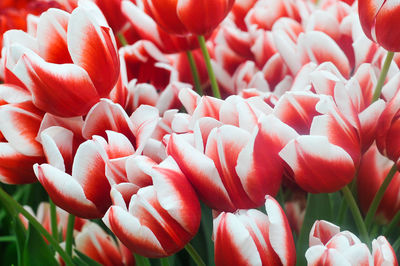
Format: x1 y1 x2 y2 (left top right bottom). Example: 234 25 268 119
296 193 333 266
73 250 102 266
22 223 58 266
12 216 27 266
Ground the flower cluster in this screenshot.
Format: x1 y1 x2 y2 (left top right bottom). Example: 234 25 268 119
0 0 400 265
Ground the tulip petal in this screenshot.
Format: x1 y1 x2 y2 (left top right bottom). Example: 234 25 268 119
266 195 296 266
35 164 103 218
83 99 136 143
205 126 256 209
40 126 74 172
279 136 355 193
150 156 200 235
13 50 100 117
214 212 262 266
236 115 298 204
71 140 111 215
0 101 43 156
103 205 165 257
0 143 44 184
67 6 119 97
36 8 71 64
372 236 398 266
129 186 193 257
167 133 235 211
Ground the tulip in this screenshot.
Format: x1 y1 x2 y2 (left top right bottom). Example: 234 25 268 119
357 143 400 223
34 136 113 219
213 196 296 266
20 202 88 240
121 1 199 53
103 156 201 258
75 223 135 266
279 135 356 193
372 236 398 266
306 220 373 265
142 0 235 36
0 86 46 184
306 220 398 266
358 0 400 51
167 113 297 211
4 4 120 117
376 85 400 162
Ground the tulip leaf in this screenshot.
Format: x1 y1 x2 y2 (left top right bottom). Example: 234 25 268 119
73 250 102 266
22 223 58 266
11 216 27 266
295 193 333 266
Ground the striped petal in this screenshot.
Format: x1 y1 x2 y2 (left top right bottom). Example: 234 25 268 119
13 50 100 117
36 8 71 64
279 136 355 193
0 143 44 184
67 5 119 97
167 133 235 211
35 164 103 218
0 101 44 156
236 115 298 204
205 126 256 209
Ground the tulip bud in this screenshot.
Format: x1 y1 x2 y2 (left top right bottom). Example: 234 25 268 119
142 0 235 36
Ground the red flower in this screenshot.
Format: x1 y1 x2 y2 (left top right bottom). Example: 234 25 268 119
359 0 400 51
103 156 201 258
307 220 398 266
213 196 296 266
357 143 400 223
307 220 373 265
3 4 120 117
0 84 46 184
142 0 234 36
376 87 400 162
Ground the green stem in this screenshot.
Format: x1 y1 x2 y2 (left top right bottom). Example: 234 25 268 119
341 186 370 245
197 35 221 99
160 257 170 266
185 243 206 266
337 197 348 224
65 214 75 257
49 199 58 243
392 235 400 252
364 163 398 230
117 32 128 46
0 187 74 265
186 50 203 95
0 236 15 242
383 209 400 236
134 254 151 266
372 51 394 102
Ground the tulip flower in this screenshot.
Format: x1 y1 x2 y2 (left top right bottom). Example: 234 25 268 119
20 202 88 239
4 4 120 117
0 85 46 184
376 84 400 162
121 1 199 53
34 136 113 219
213 196 296 266
306 220 398 266
358 0 400 51
307 220 373 265
372 236 399 266
357 143 400 223
75 223 135 266
142 0 235 36
103 156 201 258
